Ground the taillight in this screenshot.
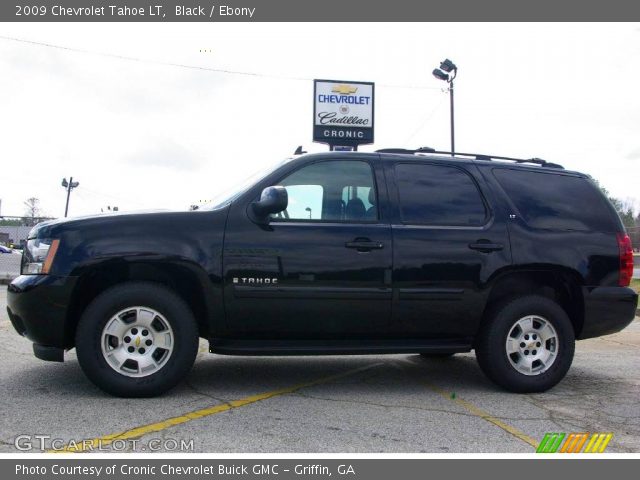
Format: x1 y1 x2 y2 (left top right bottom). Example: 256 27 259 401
617 233 633 287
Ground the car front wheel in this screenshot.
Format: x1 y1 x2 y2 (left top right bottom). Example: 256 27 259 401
75 282 199 397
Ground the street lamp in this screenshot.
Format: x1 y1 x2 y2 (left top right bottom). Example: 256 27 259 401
432 58 458 156
61 177 79 217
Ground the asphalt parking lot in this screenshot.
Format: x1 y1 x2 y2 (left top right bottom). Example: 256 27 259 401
1 285 639 453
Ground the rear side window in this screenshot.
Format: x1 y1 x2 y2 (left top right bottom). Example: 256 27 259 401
394 163 487 226
493 169 617 232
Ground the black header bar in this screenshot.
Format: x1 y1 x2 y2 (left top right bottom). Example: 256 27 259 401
3 0 640 21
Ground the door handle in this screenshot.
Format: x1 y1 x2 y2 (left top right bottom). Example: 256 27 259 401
468 241 504 253
345 238 384 251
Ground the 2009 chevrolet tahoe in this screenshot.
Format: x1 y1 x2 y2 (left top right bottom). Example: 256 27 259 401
7 149 638 397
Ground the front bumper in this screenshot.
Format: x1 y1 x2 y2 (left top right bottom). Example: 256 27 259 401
6 274 78 351
578 286 638 339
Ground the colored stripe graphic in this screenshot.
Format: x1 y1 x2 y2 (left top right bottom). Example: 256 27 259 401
536 433 566 453
560 433 589 453
559 433 577 453
571 433 589 453
537 432 613 453
584 433 613 453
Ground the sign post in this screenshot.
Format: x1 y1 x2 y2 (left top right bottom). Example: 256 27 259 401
313 79 375 151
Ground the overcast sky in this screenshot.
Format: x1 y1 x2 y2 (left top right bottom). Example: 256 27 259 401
0 23 639 218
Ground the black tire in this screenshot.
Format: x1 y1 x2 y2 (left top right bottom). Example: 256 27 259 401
75 282 199 397
420 353 455 359
475 295 575 393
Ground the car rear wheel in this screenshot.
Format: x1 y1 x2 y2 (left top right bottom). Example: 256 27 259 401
75 282 199 397
475 295 575 393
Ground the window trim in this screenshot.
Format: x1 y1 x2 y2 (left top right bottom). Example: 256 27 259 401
267 159 382 225
392 162 490 228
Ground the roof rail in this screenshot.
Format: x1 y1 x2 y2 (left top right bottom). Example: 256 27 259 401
375 147 564 169
376 147 436 154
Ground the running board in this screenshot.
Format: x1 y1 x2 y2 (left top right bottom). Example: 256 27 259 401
208 338 473 356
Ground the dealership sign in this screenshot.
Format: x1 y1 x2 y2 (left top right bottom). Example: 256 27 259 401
313 79 375 149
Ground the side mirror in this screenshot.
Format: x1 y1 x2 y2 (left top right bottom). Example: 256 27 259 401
249 186 288 223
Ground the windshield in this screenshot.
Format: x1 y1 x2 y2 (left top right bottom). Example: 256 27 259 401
201 157 294 210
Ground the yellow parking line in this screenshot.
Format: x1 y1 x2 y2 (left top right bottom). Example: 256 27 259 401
52 363 380 453
400 360 539 449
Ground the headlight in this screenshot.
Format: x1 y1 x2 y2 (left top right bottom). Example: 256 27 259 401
22 239 60 275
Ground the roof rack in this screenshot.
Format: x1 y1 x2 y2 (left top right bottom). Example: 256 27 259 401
375 147 564 169
376 147 437 155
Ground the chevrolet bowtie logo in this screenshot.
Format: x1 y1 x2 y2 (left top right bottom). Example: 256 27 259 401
331 84 358 95
135 337 140 347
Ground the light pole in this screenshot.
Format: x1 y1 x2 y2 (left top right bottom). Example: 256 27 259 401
61 177 79 217
432 58 458 156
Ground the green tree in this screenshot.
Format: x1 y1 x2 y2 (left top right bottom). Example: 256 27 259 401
0 218 22 226
594 181 636 229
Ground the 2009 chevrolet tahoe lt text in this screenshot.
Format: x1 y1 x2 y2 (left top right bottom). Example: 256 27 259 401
7 150 638 397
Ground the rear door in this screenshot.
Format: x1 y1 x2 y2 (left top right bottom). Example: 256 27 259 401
385 160 512 338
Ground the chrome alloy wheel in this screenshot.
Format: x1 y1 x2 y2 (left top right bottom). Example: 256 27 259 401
505 315 559 376
101 307 174 378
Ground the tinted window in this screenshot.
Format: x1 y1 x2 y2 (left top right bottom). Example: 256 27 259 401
493 169 617 231
342 186 374 211
274 160 377 222
395 163 487 226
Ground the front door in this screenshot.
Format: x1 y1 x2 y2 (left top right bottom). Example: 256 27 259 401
223 157 392 338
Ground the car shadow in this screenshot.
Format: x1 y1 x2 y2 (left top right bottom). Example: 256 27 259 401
4 352 631 402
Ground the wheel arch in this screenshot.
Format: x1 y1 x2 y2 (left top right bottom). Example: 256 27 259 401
64 257 220 348
479 266 585 341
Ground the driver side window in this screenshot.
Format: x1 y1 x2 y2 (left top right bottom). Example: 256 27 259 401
272 160 378 222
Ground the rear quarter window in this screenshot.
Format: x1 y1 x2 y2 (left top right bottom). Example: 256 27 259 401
493 168 618 232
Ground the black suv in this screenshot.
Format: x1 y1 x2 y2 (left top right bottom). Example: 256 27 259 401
6 150 638 397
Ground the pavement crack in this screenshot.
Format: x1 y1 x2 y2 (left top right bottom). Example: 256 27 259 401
597 338 639 348
0 438 15 448
292 391 546 423
183 380 232 407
